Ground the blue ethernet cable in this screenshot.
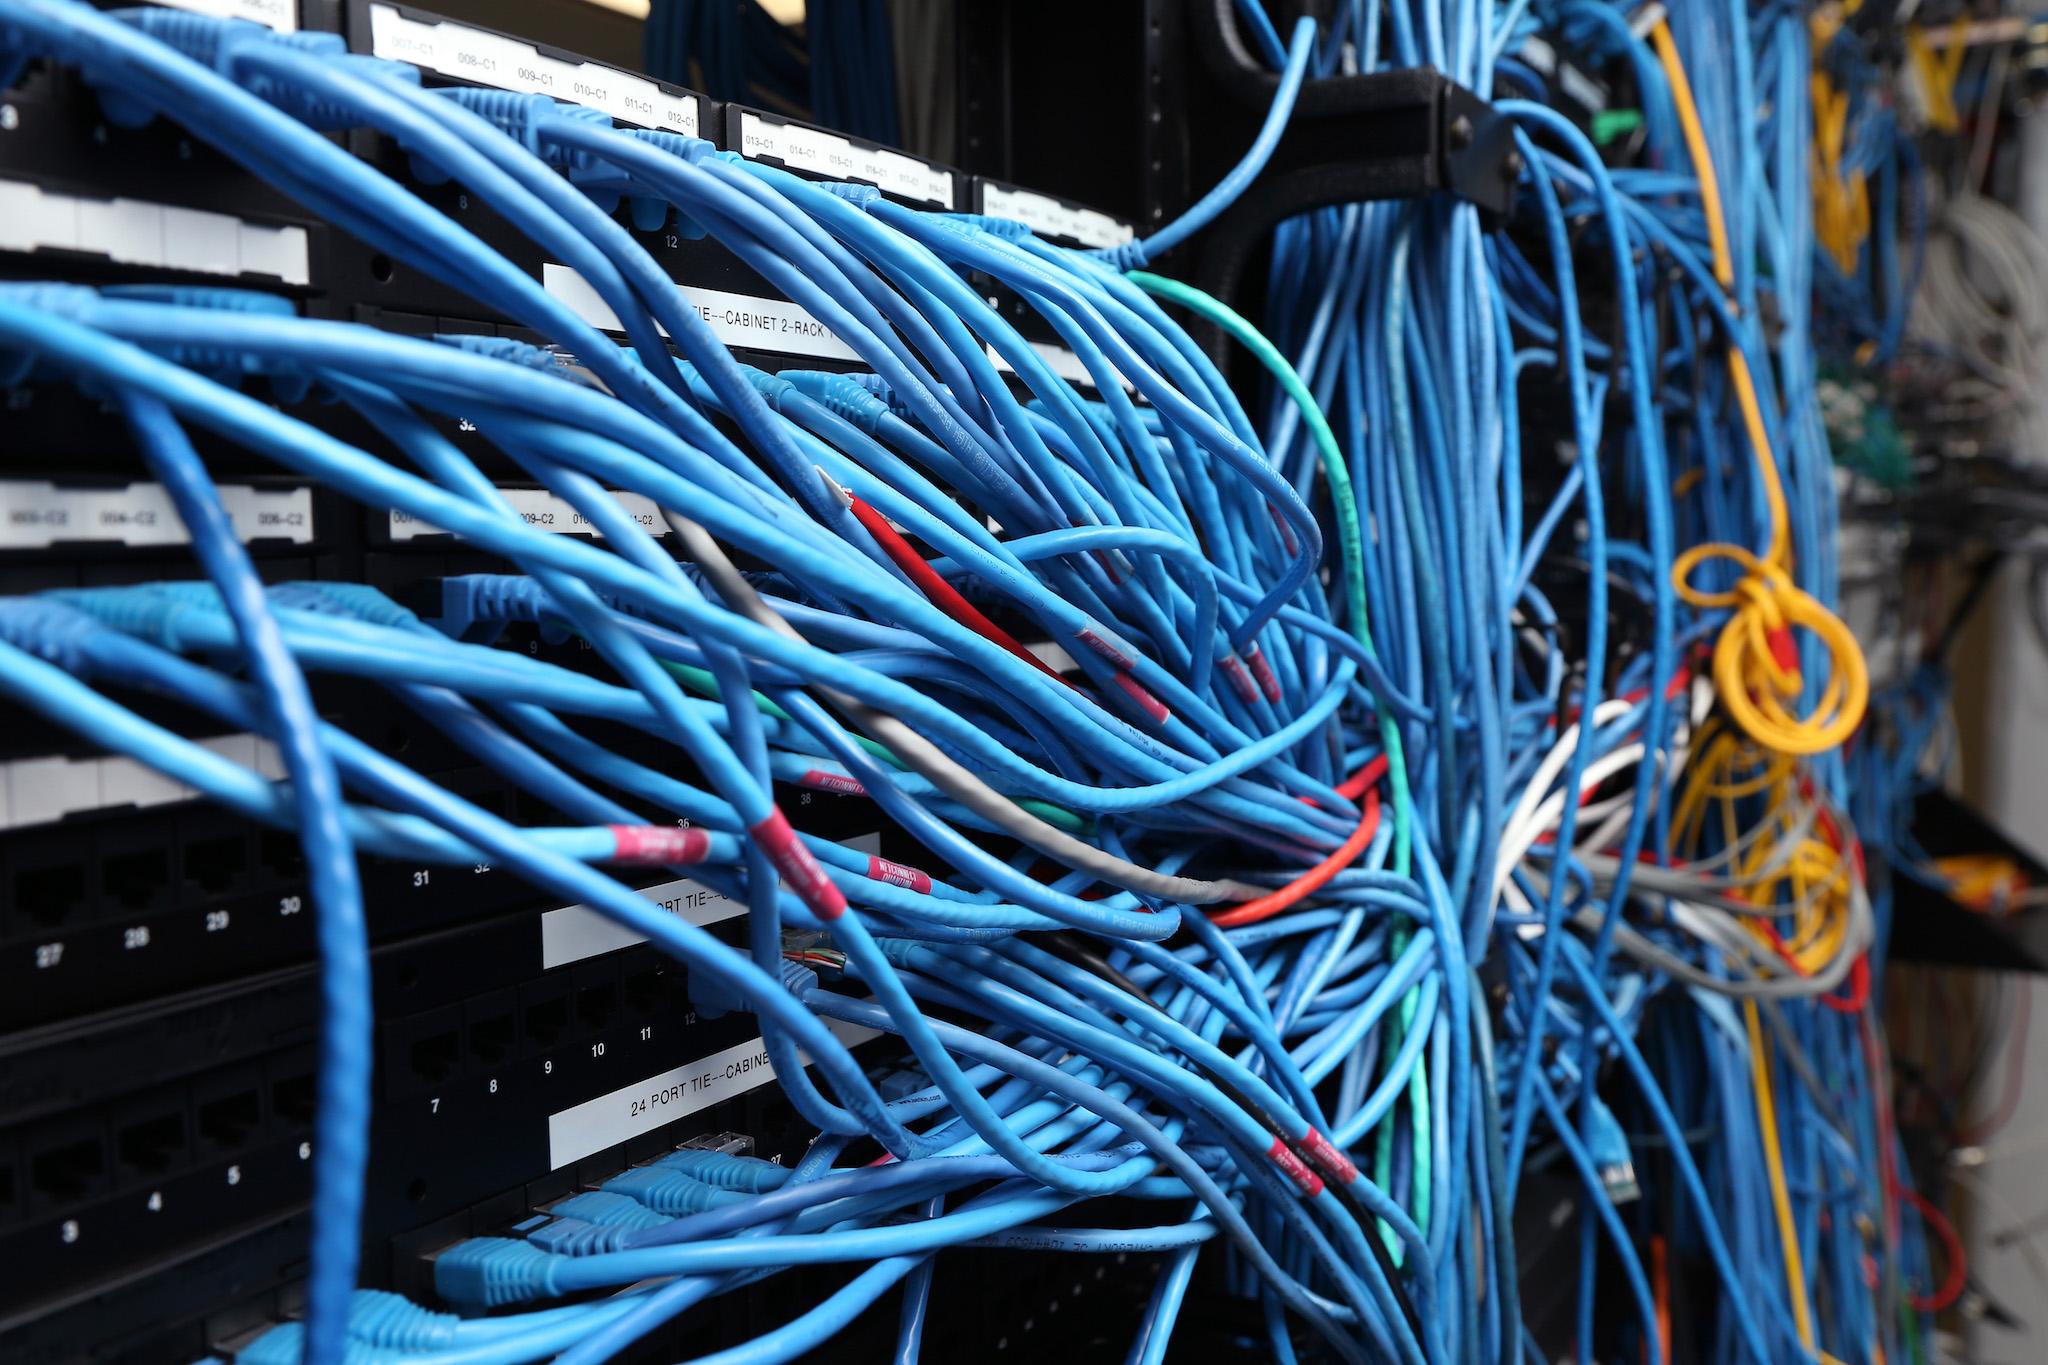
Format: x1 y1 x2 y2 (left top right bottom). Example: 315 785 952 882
116 393 370 1365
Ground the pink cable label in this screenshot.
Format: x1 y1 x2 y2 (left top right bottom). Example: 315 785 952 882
1300 1129 1358 1185
1267 1137 1324 1197
867 856 932 894
1112 672 1171 725
1218 654 1259 704
1247 645 1282 702
608 825 711 866
750 810 847 920
798 769 868 797
1074 626 1136 671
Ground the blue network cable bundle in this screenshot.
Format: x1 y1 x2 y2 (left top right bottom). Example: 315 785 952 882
0 0 1973 1362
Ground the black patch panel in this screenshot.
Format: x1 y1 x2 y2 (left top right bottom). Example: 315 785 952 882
0 871 886 1356
0 6 1132 1359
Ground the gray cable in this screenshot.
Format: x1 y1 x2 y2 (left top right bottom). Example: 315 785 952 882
665 509 1269 905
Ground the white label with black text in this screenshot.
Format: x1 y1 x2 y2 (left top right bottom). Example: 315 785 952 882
387 487 666 542
736 112 953 208
0 482 313 547
540 832 880 970
979 183 1132 249
368 4 697 134
542 263 860 362
546 1017 880 1168
148 0 297 33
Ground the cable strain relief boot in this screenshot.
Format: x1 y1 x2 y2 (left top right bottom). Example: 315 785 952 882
432 1237 559 1311
942 213 1031 242
344 1289 460 1353
0 597 103 673
782 370 890 433
273 582 431 633
653 1149 791 1192
524 1215 630 1256
436 87 564 160
823 182 882 208
734 363 795 412
601 1167 748 1215
550 1190 674 1232
47 584 203 652
232 1321 403 1365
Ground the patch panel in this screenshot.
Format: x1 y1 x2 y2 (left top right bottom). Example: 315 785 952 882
0 884 881 1354
0 5 1215 1361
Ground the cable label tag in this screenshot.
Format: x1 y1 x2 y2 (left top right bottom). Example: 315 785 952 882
607 825 711 866
1300 1129 1358 1185
367 4 698 134
1113 672 1172 725
866 856 932 894
1267 1137 1324 1196
750 810 847 920
797 769 867 797
1074 626 1137 671
1247 646 1283 703
1218 654 1260 704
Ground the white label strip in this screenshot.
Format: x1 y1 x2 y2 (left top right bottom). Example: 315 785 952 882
737 112 954 208
387 486 667 542
979 183 1132 250
367 4 697 135
0 179 310 285
0 481 314 548
0 733 281 831
548 1017 880 1169
986 339 1135 393
541 833 879 970
147 0 297 34
543 262 861 363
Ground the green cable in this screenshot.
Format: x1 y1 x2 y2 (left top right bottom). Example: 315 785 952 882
1127 270 1430 1247
1125 270 1413 870
657 659 1093 834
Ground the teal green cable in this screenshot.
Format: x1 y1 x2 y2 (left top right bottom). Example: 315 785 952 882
1128 270 1430 1249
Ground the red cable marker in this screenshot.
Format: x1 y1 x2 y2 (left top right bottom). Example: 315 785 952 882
608 825 711 866
867 855 932 895
1300 1128 1359 1185
845 491 1070 687
750 809 846 920
1267 1137 1324 1196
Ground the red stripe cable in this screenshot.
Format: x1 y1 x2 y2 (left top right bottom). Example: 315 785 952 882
844 492 1072 688
1215 756 1389 928
1897 1183 1969 1313
1820 954 1871 1014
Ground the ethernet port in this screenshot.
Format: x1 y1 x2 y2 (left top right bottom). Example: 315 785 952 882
194 1072 263 1153
625 967 664 1017
99 840 173 912
11 859 87 930
257 829 306 885
269 1058 316 1132
408 1024 460 1087
521 980 571 1053
115 1098 188 1179
27 1122 106 1211
576 978 618 1035
466 994 516 1068
181 825 250 898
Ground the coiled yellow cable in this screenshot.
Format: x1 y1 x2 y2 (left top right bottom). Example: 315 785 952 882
1652 20 1870 758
